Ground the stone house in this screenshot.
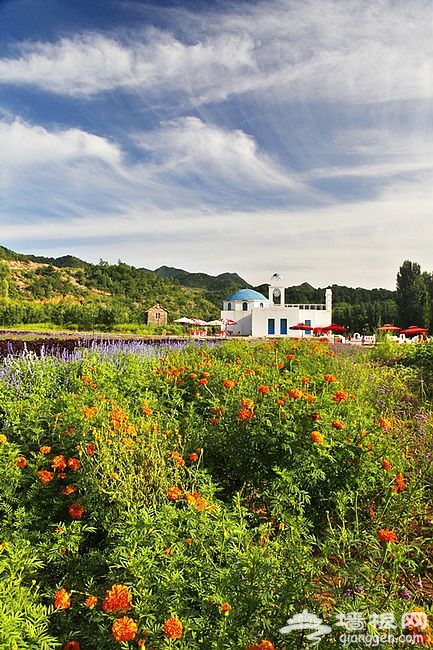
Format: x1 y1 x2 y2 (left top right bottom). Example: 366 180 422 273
145 303 168 326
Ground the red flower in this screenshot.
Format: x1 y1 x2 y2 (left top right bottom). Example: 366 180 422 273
67 457 81 470
288 388 303 399
54 588 71 610
381 458 392 471
102 584 132 613
63 642 80 650
310 431 324 444
16 456 27 468
332 420 345 430
238 408 253 421
258 385 270 394
163 617 183 640
167 487 182 501
39 445 52 454
223 379 236 389
189 452 199 462
85 595 98 609
391 473 406 493
111 616 138 642
378 528 397 543
324 374 336 383
38 469 54 483
332 390 348 403
52 455 67 471
68 503 84 519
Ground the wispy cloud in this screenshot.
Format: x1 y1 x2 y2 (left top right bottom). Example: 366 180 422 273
2 0 433 107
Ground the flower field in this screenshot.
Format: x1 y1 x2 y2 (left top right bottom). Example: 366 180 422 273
0 337 432 649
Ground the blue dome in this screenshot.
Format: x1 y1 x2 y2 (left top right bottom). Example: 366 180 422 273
225 289 268 301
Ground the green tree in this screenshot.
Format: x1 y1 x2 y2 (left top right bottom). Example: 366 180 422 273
396 260 430 328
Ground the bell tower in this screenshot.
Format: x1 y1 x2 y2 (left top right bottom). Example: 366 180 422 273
269 273 285 306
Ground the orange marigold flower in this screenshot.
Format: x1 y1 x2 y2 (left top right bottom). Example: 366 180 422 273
39 445 52 454
185 538 193 545
287 354 295 361
246 641 275 650
102 584 132 613
378 528 397 543
141 405 153 416
111 616 138 643
85 443 96 456
220 602 231 615
332 390 348 403
198 378 208 385
245 368 255 375
54 588 71 610
67 457 81 470
241 397 255 409
210 417 218 425
324 374 336 383
189 452 199 462
310 431 324 444
311 412 321 421
68 503 84 519
381 458 392 471
258 385 270 394
238 408 253 421
391 473 406 493
163 617 183 640
379 417 392 430
276 398 285 406
332 420 345 430
301 376 309 384
85 595 98 609
16 456 27 468
288 388 303 399
51 455 67 471
167 487 182 501
223 379 237 389
64 642 80 650
83 406 98 419
38 469 54 483
0 434 7 444
63 485 75 496
369 507 375 520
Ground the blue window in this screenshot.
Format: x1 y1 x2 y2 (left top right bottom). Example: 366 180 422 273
280 318 287 335
305 319 312 334
268 318 275 335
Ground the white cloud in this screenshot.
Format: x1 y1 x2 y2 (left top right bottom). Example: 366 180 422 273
135 116 304 192
1 0 433 108
0 118 121 167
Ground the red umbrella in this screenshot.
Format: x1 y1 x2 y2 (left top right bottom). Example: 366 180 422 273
400 325 428 336
323 323 345 333
289 322 312 331
378 323 401 332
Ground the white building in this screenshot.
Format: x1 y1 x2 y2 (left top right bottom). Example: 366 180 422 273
220 273 332 337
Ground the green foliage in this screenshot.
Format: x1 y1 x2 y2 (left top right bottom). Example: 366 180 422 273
0 339 432 648
397 260 430 328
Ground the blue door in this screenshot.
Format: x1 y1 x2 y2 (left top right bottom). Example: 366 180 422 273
280 318 287 335
268 318 275 335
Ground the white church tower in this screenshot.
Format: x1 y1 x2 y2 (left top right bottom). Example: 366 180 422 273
269 273 285 306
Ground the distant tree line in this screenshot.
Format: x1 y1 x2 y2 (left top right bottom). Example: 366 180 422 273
0 253 431 333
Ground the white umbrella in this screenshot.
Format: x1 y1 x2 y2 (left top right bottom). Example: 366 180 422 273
192 318 208 326
174 317 195 324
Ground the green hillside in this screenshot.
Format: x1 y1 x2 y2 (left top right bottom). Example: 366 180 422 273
0 245 400 333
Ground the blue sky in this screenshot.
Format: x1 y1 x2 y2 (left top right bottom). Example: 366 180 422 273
2 0 433 289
